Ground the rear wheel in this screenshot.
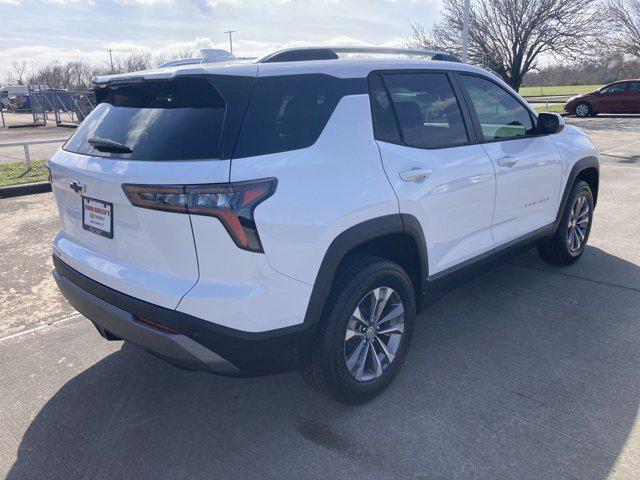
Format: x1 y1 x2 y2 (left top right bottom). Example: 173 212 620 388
302 255 416 405
574 102 591 117
537 180 594 265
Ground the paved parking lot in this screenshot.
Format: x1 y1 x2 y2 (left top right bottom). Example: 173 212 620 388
0 116 639 479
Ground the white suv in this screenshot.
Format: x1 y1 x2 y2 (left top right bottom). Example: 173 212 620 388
49 47 600 404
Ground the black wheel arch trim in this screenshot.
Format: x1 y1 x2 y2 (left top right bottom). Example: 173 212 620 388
553 156 599 234
303 214 429 327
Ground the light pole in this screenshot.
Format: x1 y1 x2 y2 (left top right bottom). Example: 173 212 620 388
461 0 470 63
107 49 114 73
224 30 236 56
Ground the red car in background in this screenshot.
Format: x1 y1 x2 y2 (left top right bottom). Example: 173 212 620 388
564 79 640 117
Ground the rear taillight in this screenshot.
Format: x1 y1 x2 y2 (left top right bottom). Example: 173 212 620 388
122 178 277 253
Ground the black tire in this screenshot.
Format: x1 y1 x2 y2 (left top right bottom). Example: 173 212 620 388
302 254 416 405
537 180 594 265
574 102 591 117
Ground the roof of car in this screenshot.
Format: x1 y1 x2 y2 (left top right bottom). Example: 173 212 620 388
92 58 492 84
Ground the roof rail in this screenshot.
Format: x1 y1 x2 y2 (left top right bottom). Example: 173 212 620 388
257 46 461 64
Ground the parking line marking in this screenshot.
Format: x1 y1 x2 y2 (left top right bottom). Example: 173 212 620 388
0 313 83 342
601 139 640 154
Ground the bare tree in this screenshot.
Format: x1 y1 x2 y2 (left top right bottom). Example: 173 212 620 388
606 0 640 57
111 52 154 74
411 0 603 90
177 48 195 59
8 61 29 85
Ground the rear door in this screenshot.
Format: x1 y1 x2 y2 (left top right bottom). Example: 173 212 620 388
371 71 497 276
456 73 563 245
49 73 255 308
624 82 640 112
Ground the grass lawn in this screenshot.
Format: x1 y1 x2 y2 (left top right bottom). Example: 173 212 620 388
0 159 49 187
534 104 566 114
520 85 602 96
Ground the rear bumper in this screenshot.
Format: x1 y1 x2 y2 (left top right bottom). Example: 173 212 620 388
52 254 315 377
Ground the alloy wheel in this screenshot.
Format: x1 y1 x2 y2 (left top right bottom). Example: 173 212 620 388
567 194 590 253
344 287 405 382
575 103 589 117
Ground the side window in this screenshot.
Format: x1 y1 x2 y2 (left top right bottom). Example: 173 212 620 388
368 75 401 144
626 82 640 92
460 75 535 140
233 74 350 158
600 83 626 94
381 73 469 149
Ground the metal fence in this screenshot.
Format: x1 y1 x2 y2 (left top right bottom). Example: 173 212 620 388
522 93 583 112
1 86 95 128
0 138 67 170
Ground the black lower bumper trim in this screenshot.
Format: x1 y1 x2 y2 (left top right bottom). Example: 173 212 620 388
52 254 315 377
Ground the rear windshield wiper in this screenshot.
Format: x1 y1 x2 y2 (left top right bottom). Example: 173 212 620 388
88 137 132 154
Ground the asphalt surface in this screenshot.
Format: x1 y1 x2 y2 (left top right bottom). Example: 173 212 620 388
0 116 639 479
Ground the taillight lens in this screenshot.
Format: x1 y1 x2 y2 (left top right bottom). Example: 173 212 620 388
122 178 277 253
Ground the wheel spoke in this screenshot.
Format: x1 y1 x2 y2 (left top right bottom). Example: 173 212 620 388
568 228 576 251
345 327 364 342
575 227 585 241
578 203 589 219
377 323 405 335
372 287 392 324
355 341 370 380
351 305 368 326
374 336 396 364
375 303 404 326
370 341 383 377
346 339 367 374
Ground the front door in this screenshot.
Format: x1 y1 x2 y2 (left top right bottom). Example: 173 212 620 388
370 72 497 276
456 73 564 245
596 82 628 113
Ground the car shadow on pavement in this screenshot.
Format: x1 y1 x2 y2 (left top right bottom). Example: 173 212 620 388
6 246 640 480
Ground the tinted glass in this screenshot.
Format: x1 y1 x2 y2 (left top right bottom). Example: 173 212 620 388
460 75 535 140
369 75 401 143
382 73 468 149
626 82 640 92
64 77 227 160
233 75 361 158
600 83 625 93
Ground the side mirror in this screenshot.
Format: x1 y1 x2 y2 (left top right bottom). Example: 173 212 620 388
538 112 565 135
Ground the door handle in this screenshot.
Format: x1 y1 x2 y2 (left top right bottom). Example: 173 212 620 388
399 168 432 182
496 156 519 168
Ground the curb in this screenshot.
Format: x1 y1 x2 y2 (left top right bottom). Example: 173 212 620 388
0 182 51 199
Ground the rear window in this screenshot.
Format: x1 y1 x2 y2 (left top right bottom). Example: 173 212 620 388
64 77 232 161
232 74 365 158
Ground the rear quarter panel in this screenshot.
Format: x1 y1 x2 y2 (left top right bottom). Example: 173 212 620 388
229 94 400 286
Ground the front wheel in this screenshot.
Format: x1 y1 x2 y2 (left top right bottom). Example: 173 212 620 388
302 255 416 405
537 180 594 265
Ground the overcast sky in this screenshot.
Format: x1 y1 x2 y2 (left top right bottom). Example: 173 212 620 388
0 0 443 76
